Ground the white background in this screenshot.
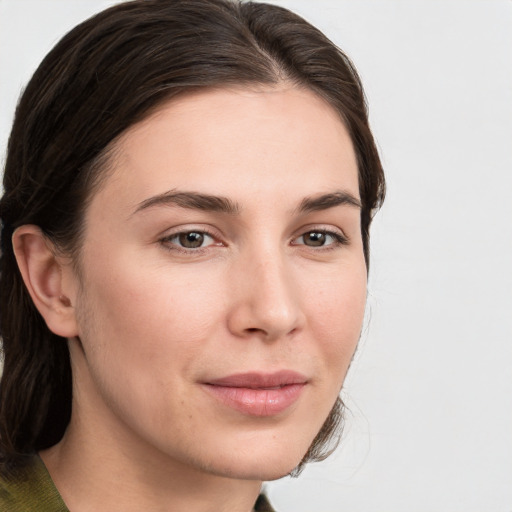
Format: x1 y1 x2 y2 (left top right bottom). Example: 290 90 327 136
1 1 511 511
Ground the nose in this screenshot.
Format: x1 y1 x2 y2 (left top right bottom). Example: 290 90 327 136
226 248 305 341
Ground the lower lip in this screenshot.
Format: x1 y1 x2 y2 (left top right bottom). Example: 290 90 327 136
202 383 305 416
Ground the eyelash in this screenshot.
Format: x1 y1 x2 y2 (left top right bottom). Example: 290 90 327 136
159 227 220 254
291 229 348 250
159 227 348 254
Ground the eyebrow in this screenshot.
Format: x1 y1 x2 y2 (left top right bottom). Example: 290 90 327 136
297 191 361 213
133 190 241 215
132 189 361 217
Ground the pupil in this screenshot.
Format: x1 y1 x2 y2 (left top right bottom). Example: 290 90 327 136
179 232 204 248
306 232 325 246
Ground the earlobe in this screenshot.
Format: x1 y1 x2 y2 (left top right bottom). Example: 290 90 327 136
12 225 79 338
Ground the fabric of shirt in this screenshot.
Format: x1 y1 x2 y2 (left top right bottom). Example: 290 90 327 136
0 455 276 511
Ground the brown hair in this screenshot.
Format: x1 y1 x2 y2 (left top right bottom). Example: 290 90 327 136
0 0 385 475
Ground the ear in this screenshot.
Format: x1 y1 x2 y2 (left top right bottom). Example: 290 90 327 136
12 225 79 338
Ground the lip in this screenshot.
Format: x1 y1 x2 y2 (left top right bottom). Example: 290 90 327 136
202 371 307 417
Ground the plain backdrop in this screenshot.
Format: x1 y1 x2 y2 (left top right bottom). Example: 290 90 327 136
1 1 511 511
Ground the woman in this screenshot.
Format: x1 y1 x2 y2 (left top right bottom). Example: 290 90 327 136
0 0 385 510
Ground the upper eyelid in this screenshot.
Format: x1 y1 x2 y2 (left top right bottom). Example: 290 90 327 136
164 231 215 241
158 229 220 253
292 230 348 246
158 224 223 240
291 224 348 240
157 224 349 244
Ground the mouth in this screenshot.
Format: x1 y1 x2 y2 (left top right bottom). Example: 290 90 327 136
201 370 308 417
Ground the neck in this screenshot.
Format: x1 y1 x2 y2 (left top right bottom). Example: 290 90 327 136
41 424 262 512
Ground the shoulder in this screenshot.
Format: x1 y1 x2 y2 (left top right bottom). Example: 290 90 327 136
0 455 69 512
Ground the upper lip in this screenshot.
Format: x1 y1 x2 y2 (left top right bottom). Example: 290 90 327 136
205 370 308 389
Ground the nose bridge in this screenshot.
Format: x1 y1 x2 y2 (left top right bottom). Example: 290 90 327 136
228 240 303 340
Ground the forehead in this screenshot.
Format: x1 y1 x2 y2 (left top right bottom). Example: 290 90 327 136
90 86 359 215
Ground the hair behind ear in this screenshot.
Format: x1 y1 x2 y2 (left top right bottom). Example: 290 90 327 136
0 227 73 475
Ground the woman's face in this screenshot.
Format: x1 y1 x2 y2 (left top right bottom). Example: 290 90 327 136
66 86 367 481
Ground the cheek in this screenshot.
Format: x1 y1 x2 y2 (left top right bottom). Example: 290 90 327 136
305 262 367 378
75 252 229 384
73 260 224 434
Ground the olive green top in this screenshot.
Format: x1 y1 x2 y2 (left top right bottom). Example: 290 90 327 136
0 456 68 512
0 455 276 511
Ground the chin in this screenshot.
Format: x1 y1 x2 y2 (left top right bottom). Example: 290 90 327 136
197 440 310 482
207 459 301 482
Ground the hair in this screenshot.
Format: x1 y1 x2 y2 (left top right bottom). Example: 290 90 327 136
0 0 385 476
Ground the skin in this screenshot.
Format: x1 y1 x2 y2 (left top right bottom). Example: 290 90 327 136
14 86 367 512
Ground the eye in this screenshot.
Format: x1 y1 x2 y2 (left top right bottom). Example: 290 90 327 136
293 230 347 248
161 230 216 250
